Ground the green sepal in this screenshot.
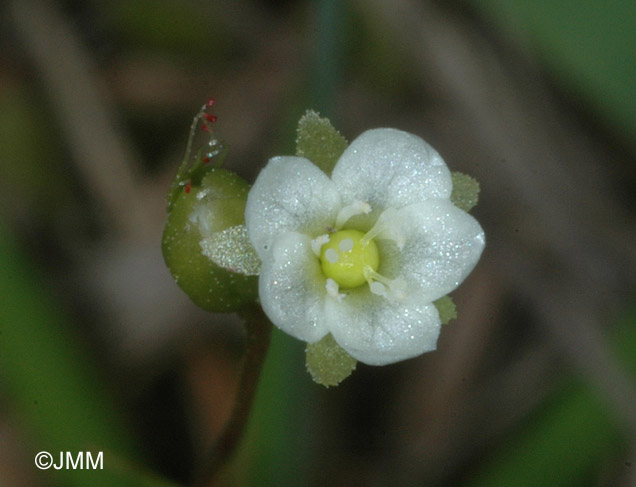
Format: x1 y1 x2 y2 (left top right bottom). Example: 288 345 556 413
306 334 357 387
451 172 480 212
162 168 257 312
295 110 348 176
434 295 458 325
201 224 261 276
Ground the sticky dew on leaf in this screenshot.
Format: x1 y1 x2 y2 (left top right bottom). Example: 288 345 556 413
166 98 229 212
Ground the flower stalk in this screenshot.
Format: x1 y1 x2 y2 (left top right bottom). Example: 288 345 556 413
194 304 272 487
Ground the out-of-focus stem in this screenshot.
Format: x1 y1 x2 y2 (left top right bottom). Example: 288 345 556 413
193 304 273 487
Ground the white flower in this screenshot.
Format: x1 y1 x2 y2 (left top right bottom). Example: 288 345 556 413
245 128 485 365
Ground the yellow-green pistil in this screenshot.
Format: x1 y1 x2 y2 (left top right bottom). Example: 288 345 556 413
320 229 379 288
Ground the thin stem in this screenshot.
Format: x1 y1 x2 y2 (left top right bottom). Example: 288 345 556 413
193 304 273 487
312 0 345 118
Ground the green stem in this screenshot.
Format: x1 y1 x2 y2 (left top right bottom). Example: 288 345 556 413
312 0 345 118
193 304 273 487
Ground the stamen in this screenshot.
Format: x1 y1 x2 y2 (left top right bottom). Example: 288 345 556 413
369 281 387 297
311 234 330 256
361 207 405 249
335 200 371 229
326 278 345 301
363 266 387 286
363 266 408 302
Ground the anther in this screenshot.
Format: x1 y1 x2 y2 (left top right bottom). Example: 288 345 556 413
326 278 344 301
364 266 408 302
369 281 387 297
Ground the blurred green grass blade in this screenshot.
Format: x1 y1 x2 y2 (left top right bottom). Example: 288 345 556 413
468 0 636 144
467 382 622 487
311 0 346 118
234 3 342 482
0 222 174 487
236 329 313 486
467 308 636 487
0 86 71 217
103 0 233 61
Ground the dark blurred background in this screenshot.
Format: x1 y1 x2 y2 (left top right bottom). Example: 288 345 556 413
1 0 636 486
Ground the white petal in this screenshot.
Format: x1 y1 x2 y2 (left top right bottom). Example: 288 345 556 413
331 129 452 212
326 291 441 365
378 200 485 302
245 156 341 259
258 231 329 343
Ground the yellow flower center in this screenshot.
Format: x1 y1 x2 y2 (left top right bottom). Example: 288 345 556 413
319 229 379 288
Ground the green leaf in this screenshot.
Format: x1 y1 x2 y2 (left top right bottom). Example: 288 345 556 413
434 295 458 325
305 334 357 387
451 172 480 212
166 106 228 213
200 225 261 276
296 110 348 175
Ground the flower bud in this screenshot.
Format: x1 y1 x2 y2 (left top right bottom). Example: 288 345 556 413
162 168 257 312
